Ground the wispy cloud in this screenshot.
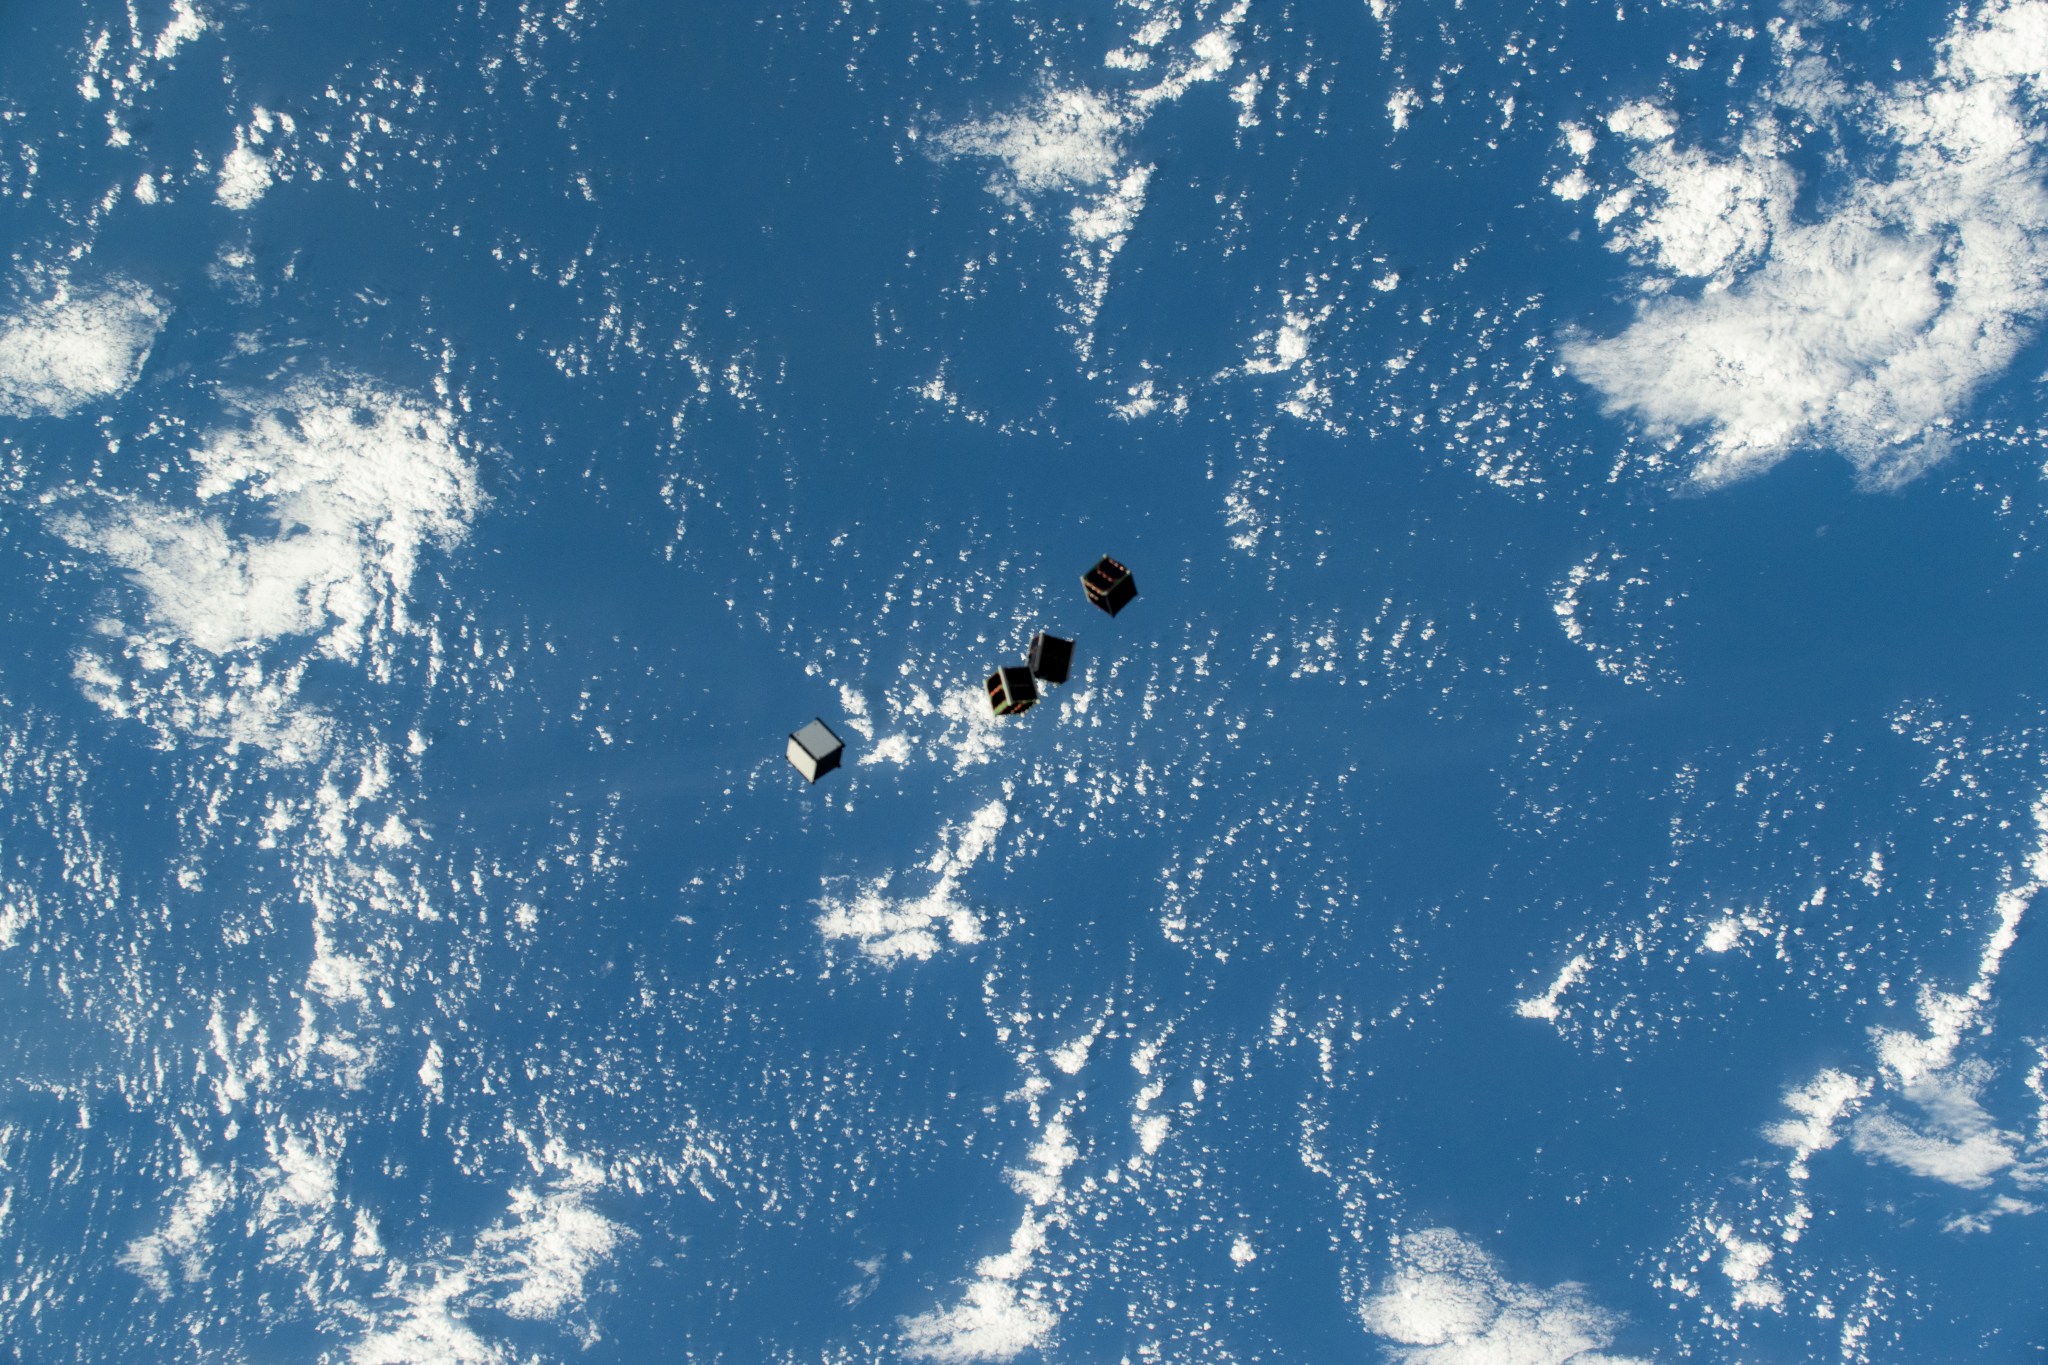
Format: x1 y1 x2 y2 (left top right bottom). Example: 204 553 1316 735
817 800 1009 963
1851 1061 2045 1193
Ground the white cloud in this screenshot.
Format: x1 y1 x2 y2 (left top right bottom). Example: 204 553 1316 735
1944 1192 2042 1234
1721 793 2048 1309
216 106 297 211
1850 1061 2042 1192
816 800 1008 962
1112 377 1161 420
347 1158 628 1364
348 1270 505 1365
902 1107 1077 1363
1548 552 1674 689
1064 163 1155 341
123 1131 630 1365
0 273 165 418
1763 1068 1871 1163
2029 1044 2048 1142
1699 917 1744 953
261 1125 340 1219
1605 100 1676 143
1047 1015 1106 1075
1515 953 1591 1023
119 1156 232 1297
1129 3 1248 112
935 87 1127 197
1551 169 1592 202
216 142 274 210
1604 140 1796 283
1244 308 1325 375
900 1274 1057 1364
932 3 1249 353
1068 161 1152 246
1566 0 2048 486
1387 87 1421 131
54 375 481 760
1853 1109 2019 1189
67 376 476 658
1703 1221 1784 1312
1872 793 2048 1089
837 684 874 740
153 0 210 61
70 647 336 763
858 733 913 766
477 1176 630 1321
1359 1227 1649 1364
1004 1117 1079 1207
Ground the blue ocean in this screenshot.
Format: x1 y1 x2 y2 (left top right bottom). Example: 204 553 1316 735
0 0 2044 1360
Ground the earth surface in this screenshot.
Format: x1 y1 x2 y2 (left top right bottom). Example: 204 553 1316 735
1 0 2046 1361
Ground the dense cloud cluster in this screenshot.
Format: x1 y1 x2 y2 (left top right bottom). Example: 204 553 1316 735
1566 0 2048 486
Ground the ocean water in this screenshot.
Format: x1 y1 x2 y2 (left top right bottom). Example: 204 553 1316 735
1 0 2045 1361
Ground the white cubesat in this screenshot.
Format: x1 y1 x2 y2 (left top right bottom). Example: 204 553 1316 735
787 718 845 783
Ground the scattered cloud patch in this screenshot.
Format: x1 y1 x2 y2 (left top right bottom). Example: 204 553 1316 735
934 87 1127 198
1944 1192 2042 1234
900 1272 1056 1364
1551 168 1592 201
1359 1227 1649 1363
1112 376 1165 420
1549 551 1681 689
1871 792 2048 1089
0 273 165 418
216 106 298 210
1243 308 1326 376
119 1156 232 1297
348 1271 504 1365
1387 87 1421 131
1737 790 2048 1305
2029 1045 2048 1143
1608 140 1795 284
931 3 1250 353
1605 100 1676 143
216 144 273 209
1701 1220 1785 1312
1764 1068 1872 1168
1004 1117 1079 1208
154 0 210 61
347 1157 628 1364
1516 953 1591 1023
846 673 1024 774
118 1127 632 1365
1048 1016 1106 1075
66 376 477 659
1699 916 1744 953
54 375 481 760
478 1175 631 1322
859 733 913 766
838 684 875 740
902 1108 1077 1362
817 800 1008 962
